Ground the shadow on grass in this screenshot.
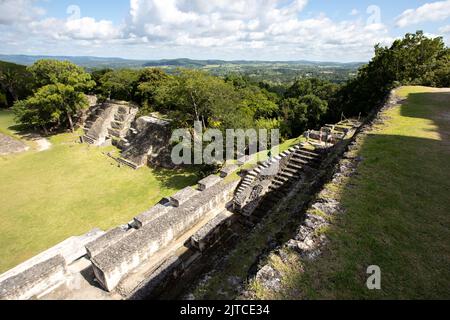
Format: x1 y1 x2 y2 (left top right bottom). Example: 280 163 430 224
152 167 200 191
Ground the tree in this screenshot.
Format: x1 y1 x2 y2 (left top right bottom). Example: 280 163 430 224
13 59 93 133
238 86 279 119
334 31 449 119
155 69 252 130
13 84 88 133
99 69 140 101
0 61 33 108
280 98 308 137
28 60 95 91
136 68 169 113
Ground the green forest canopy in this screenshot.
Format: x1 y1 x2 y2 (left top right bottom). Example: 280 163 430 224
3 31 449 140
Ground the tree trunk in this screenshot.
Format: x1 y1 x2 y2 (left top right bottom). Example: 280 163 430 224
189 91 200 122
67 111 74 133
42 125 49 136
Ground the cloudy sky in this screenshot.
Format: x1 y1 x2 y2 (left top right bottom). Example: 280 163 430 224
0 0 449 62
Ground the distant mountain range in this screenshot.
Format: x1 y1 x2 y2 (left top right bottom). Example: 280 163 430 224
0 54 364 70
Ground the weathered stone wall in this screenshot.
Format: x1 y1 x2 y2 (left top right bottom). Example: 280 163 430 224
90 178 239 292
119 116 174 169
83 100 138 146
0 229 104 300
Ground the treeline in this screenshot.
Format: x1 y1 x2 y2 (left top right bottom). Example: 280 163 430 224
5 31 450 139
0 61 33 109
336 31 449 118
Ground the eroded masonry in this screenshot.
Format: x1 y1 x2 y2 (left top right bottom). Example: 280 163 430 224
0 100 362 300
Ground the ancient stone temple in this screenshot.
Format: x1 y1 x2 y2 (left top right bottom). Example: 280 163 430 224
82 100 138 146
116 115 174 169
0 118 362 300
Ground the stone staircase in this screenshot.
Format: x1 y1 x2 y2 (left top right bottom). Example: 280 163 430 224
234 119 362 222
233 146 300 212
241 147 323 219
107 105 138 140
82 100 138 146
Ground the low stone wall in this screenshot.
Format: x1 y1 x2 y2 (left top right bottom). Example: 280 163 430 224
191 210 233 252
0 255 67 300
0 229 104 300
90 178 239 292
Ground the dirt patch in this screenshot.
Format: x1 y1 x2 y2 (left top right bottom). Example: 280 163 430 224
35 137 52 152
0 133 29 156
20 133 52 152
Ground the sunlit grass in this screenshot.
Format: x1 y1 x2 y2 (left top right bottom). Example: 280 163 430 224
0 110 198 273
251 86 450 299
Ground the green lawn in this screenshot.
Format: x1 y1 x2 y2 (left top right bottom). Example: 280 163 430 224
0 109 19 136
252 86 450 299
0 110 198 273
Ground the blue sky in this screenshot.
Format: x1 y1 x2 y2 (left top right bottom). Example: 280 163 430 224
0 0 449 62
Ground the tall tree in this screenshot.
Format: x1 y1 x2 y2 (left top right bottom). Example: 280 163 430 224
13 60 93 133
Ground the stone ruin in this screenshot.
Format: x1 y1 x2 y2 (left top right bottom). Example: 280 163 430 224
81 97 174 170
233 119 361 222
82 99 138 146
0 167 241 300
0 118 363 300
116 115 174 169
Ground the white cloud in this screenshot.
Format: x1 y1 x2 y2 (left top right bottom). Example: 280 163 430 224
439 25 450 34
395 0 450 28
0 0 396 61
122 0 391 60
29 17 122 40
350 9 359 16
0 0 44 25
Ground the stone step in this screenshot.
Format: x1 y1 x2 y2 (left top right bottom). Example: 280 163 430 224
287 163 303 171
283 167 300 175
279 172 296 180
116 157 139 170
297 149 320 158
292 152 318 162
82 135 96 145
290 158 309 166
272 180 285 188
274 175 289 183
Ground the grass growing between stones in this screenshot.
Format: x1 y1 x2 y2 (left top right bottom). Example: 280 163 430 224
252 86 450 299
0 110 198 273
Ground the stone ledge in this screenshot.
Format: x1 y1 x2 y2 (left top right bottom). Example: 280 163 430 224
191 211 233 252
0 228 104 284
85 227 132 258
169 187 201 207
198 175 222 191
0 255 67 300
133 204 172 229
91 180 239 292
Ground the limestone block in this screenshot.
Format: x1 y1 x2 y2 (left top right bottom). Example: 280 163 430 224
133 204 172 229
0 255 67 300
191 212 231 251
169 187 201 207
91 180 239 292
198 175 222 191
85 227 132 258
0 228 104 287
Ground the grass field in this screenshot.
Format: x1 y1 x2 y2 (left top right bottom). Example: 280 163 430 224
0 109 198 273
251 86 450 299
